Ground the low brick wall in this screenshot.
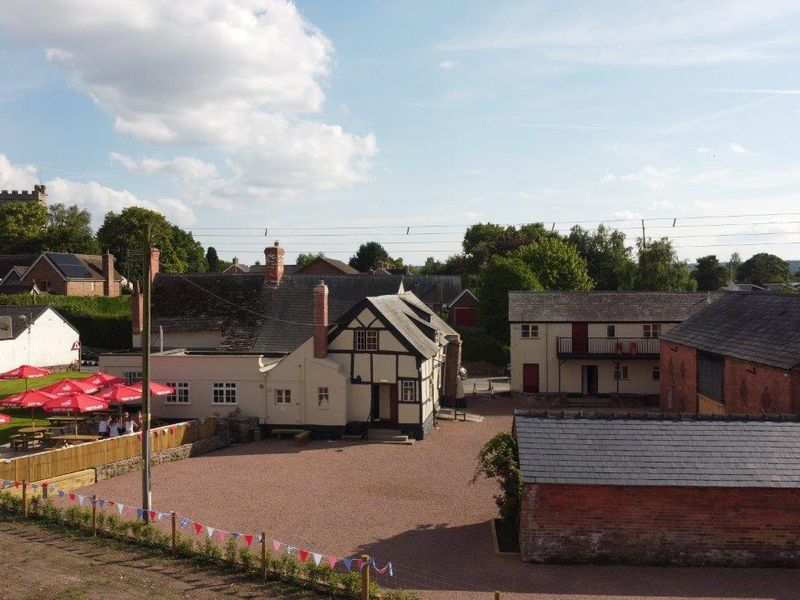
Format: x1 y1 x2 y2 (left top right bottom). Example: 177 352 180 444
521 483 800 567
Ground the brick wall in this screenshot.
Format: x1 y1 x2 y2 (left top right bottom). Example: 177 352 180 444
792 366 800 414
659 341 696 412
66 280 115 297
723 356 793 414
521 483 800 566
20 259 67 295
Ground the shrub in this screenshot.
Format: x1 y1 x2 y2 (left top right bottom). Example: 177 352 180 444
199 537 224 564
238 546 256 572
455 325 509 366
223 537 239 567
473 432 522 531
175 534 195 558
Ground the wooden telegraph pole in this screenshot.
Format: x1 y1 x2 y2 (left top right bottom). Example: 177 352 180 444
141 224 152 521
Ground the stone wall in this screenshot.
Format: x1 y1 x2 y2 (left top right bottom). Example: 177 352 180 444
520 482 800 566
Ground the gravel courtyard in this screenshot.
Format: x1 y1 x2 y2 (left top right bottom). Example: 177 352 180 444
80 392 800 600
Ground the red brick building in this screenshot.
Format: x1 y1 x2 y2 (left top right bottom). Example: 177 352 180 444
0 251 123 297
445 289 479 326
515 411 800 566
659 292 800 415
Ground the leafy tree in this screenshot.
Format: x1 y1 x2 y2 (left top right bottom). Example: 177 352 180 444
462 222 554 278
567 225 635 290
296 252 324 268
727 252 742 275
634 238 696 291
513 237 594 291
737 253 789 285
97 207 204 280
43 203 99 254
473 432 522 534
478 257 540 341
418 256 444 275
205 247 221 272
0 201 48 253
348 242 392 272
692 254 728 291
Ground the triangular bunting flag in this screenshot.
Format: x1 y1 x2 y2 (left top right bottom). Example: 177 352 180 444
42 482 48 489
116 503 125 515
179 517 191 529
231 532 239 541
58 490 65 498
148 511 157 522
243 534 252 546
98 499 106 509
286 545 296 555
299 549 309 563
30 483 39 491
169 427 175 434
136 508 144 519
312 553 322 566
77 495 85 506
193 522 202 535
158 512 169 521
216 530 227 542
272 539 281 553
388 562 393 577
354 559 363 571
206 526 214 538
68 493 76 501
14 481 19 488
257 533 264 543
327 556 337 569
342 558 352 571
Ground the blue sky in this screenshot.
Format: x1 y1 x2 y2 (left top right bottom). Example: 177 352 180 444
1 1 800 265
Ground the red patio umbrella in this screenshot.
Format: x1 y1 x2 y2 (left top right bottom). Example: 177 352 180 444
84 372 126 389
97 384 142 404
0 365 50 391
40 378 99 396
42 393 108 435
132 381 174 397
1 389 58 426
0 414 12 424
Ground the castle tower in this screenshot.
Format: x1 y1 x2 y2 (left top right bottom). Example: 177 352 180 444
0 184 47 206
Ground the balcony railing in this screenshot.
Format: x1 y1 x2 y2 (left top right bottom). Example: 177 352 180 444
557 337 660 357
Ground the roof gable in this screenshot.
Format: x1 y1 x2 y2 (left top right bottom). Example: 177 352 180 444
508 291 713 323
515 411 800 488
295 256 360 275
661 291 800 369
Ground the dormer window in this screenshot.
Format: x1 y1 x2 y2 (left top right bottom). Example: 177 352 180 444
355 329 378 351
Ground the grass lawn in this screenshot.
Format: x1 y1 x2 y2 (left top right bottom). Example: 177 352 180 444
0 371 91 444
0 370 90 399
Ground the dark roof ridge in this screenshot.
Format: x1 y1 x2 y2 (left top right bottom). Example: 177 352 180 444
513 409 800 422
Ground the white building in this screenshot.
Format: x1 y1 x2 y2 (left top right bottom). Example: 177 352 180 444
0 305 80 372
508 291 712 397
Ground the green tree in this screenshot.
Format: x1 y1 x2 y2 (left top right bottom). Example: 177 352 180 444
692 254 728 291
634 238 696 291
418 256 444 275
0 201 48 253
478 256 540 341
737 253 789 285
462 222 507 275
43 203 99 254
727 252 742 278
97 207 204 280
513 236 594 291
473 432 522 535
567 225 635 290
348 242 392 272
205 247 221 272
296 252 324 268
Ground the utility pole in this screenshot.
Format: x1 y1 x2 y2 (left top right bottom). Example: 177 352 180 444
141 224 152 521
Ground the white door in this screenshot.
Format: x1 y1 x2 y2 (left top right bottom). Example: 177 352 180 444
268 387 302 425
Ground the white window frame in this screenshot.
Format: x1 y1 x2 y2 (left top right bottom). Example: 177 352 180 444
643 323 662 339
275 389 292 405
212 382 237 404
355 329 378 351
400 380 417 403
521 324 539 339
317 387 329 409
165 381 189 404
124 371 142 385
614 365 630 381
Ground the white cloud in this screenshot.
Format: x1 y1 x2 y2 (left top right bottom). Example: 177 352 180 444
109 153 218 180
0 0 377 198
438 59 458 70
0 154 39 189
729 142 750 154
696 146 712 154
602 165 680 189
610 210 644 221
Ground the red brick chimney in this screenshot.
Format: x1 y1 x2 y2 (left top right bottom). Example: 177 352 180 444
132 280 143 335
102 250 114 296
313 280 329 359
264 241 284 286
149 247 160 283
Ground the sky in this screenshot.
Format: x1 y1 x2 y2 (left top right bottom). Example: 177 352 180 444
1 0 800 266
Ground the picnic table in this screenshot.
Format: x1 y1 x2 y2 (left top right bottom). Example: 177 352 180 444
9 426 55 451
47 434 100 446
16 426 51 435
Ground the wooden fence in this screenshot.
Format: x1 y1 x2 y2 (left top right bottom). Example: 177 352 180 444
0 418 217 483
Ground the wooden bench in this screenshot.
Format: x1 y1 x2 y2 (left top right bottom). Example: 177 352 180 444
9 435 40 452
294 430 311 445
271 428 306 439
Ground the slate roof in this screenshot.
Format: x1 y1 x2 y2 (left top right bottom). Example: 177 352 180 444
295 256 360 275
252 275 402 354
0 305 52 339
508 291 712 323
514 411 800 488
366 293 458 358
661 291 800 369
0 254 38 282
399 275 462 305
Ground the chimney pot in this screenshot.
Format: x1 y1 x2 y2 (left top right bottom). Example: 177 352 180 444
148 247 160 283
264 242 285 286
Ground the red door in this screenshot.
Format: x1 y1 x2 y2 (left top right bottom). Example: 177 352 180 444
572 322 589 354
389 384 399 424
523 364 540 393
454 307 477 326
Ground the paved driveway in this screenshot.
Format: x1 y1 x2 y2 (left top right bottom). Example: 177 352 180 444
81 395 800 600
